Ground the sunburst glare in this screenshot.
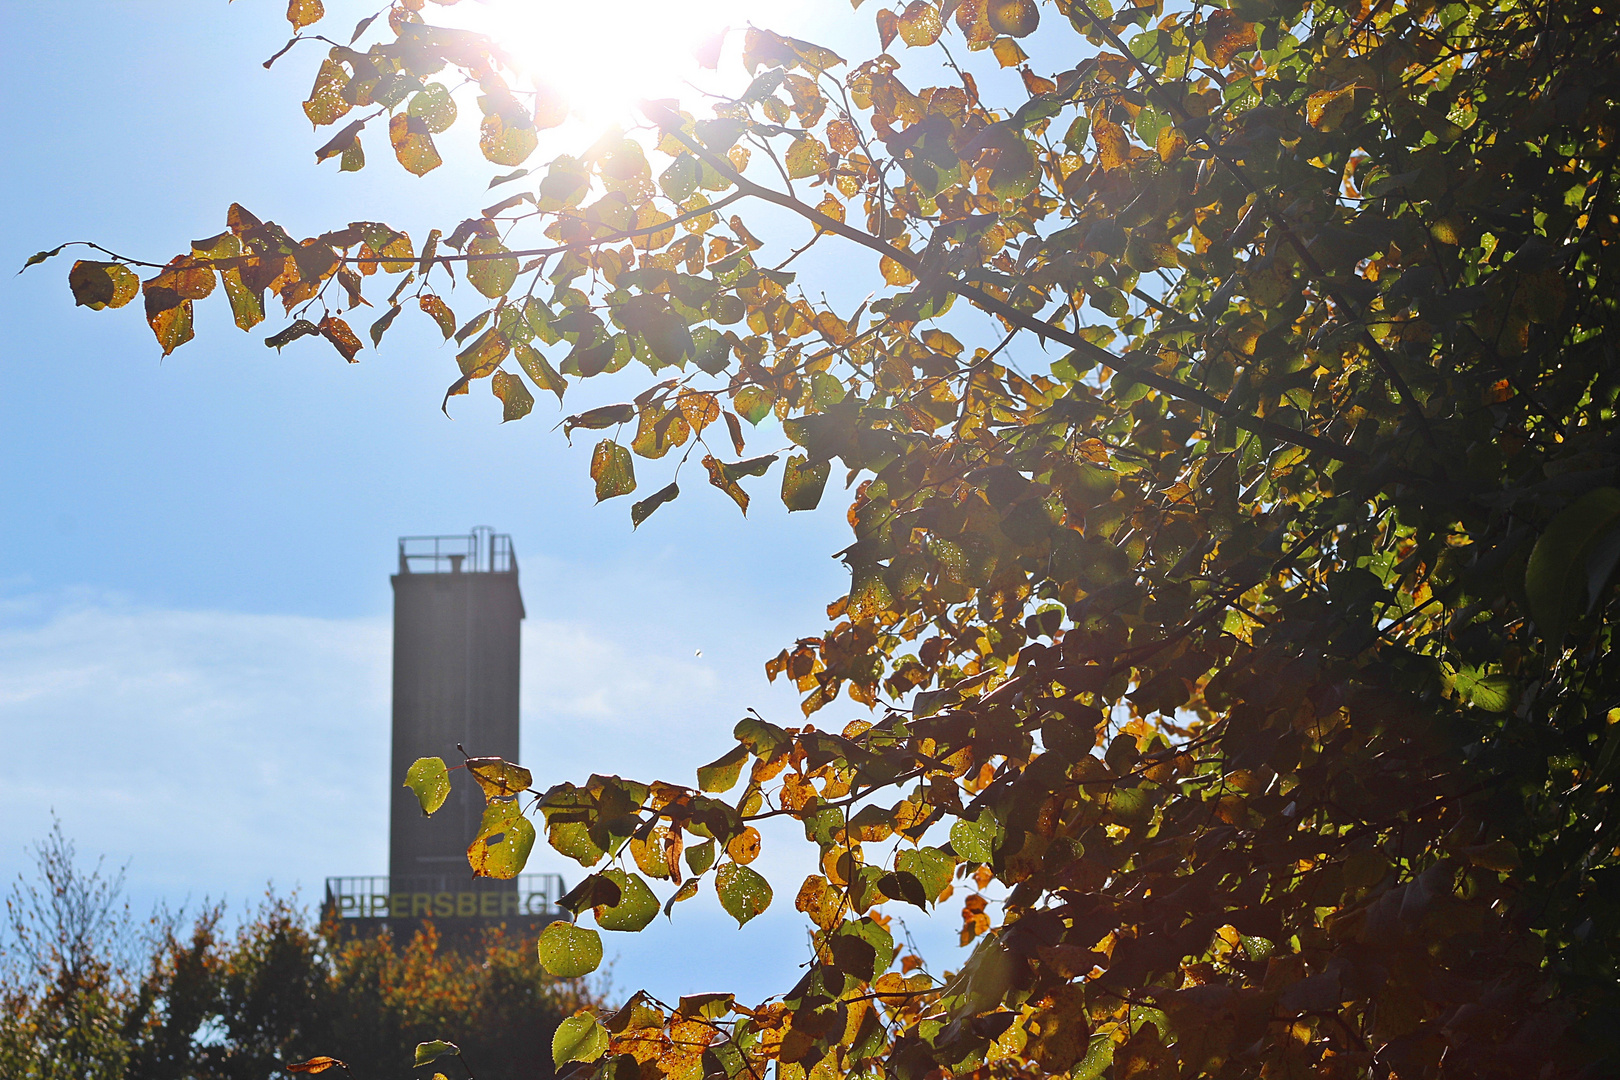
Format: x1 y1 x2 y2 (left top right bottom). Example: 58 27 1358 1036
472 0 800 131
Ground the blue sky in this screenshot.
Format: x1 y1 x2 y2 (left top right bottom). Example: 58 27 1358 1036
0 0 1065 1002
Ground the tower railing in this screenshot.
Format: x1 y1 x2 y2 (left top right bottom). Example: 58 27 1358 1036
397 528 517 575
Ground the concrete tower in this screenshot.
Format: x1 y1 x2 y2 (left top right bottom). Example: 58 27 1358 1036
388 527 524 891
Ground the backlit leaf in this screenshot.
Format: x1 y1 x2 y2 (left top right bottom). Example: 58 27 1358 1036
480 112 539 167
318 315 362 362
408 84 458 134
515 343 568 404
785 136 830 179
552 1013 608 1068
286 0 324 32
466 236 517 298
303 60 351 127
369 304 401 347
548 820 606 867
537 920 603 977
467 799 536 879
467 756 533 800
1203 9 1256 66
782 454 830 511
593 868 658 931
405 757 451 815
389 113 442 176
686 839 716 877
264 319 319 352
492 370 534 422
414 1041 459 1068
988 0 1038 37
899 1 943 46
631 481 679 528
69 261 139 310
715 862 772 926
725 826 761 865
286 1058 347 1074
591 439 637 501
564 403 635 437
419 295 455 339
697 745 748 792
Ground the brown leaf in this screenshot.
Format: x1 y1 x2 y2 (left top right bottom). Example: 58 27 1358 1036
1204 9 1256 67
419 295 456 339
286 1058 347 1075
876 8 900 51
318 315 362 362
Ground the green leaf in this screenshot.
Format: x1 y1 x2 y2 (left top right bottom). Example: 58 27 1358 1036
685 838 717 876
697 744 749 793
631 481 679 528
1451 667 1515 712
404 757 451 815
514 343 568 404
564 403 635 438
467 799 535 879
489 167 532 189
492 370 535 422
715 862 772 926
896 846 955 902
415 1041 460 1067
537 920 604 977
21 245 66 271
950 811 998 863
593 868 659 932
781 454 830 512
785 136 830 179
467 236 518 299
733 386 773 424
591 440 637 502
548 820 606 867
369 304 402 347
1525 487 1620 643
69 261 140 310
408 83 458 134
552 1014 609 1068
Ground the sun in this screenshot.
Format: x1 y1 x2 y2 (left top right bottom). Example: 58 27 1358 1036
471 0 793 132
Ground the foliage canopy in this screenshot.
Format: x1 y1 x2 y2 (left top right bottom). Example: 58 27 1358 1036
31 0 1620 1075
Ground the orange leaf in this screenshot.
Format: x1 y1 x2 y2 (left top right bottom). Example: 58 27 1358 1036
286 0 324 32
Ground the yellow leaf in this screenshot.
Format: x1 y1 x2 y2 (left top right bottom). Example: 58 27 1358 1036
899 1 943 46
991 36 1028 67
1306 86 1359 132
785 136 830 179
286 0 324 32
988 0 1038 38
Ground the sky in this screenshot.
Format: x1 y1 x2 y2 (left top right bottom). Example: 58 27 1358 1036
0 0 1044 1003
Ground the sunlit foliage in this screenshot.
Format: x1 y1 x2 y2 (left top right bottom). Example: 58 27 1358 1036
31 0 1620 1074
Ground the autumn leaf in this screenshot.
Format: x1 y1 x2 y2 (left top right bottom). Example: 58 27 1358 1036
286 0 323 32
318 315 362 362
591 439 636 501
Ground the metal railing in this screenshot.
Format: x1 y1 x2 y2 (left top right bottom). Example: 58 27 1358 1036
398 527 518 575
324 874 567 921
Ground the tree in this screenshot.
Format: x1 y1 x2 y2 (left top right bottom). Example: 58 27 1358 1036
0 827 599 1080
28 0 1620 1075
